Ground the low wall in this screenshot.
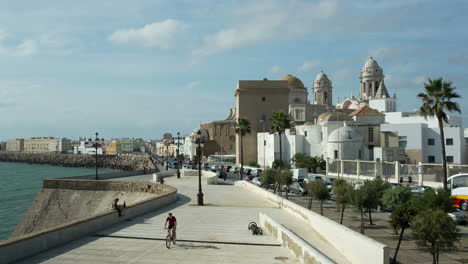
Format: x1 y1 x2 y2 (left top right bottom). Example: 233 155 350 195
260 213 335 264
236 181 389 264
0 182 177 264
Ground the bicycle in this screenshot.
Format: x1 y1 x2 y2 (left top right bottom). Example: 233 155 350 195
165 228 176 248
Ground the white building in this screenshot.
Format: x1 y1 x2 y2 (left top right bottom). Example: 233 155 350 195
74 141 103 155
382 112 465 164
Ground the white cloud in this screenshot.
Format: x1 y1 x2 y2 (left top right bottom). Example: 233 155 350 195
413 75 426 86
186 81 201 89
268 65 283 75
0 30 37 57
297 61 320 73
193 1 339 56
108 19 187 49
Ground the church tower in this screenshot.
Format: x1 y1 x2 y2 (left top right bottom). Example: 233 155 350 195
360 57 397 112
313 71 333 106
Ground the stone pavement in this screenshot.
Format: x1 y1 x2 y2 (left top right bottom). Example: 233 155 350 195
18 174 316 264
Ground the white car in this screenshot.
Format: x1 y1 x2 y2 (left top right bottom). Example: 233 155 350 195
251 177 261 187
353 180 365 190
251 168 263 177
303 175 323 184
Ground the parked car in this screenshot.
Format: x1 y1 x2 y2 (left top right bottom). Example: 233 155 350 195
224 166 232 172
389 183 403 189
182 164 192 169
251 168 263 177
289 182 307 195
448 209 466 224
233 167 241 173
353 180 365 190
242 168 252 176
324 178 334 190
410 185 432 196
251 177 261 187
243 176 252 182
169 162 179 169
303 175 323 184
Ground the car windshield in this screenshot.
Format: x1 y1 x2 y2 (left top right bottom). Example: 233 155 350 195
291 183 300 188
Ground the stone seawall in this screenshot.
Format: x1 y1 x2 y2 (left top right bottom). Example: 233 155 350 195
0 152 154 171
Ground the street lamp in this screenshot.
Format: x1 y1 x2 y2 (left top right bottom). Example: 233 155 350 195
174 132 185 179
195 130 204 206
88 132 104 180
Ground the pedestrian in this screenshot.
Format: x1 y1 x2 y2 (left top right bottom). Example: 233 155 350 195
408 175 412 185
223 171 227 181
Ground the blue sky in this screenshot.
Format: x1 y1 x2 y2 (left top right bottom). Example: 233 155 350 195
0 0 467 140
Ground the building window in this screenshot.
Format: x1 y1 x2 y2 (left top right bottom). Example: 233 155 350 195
386 150 394 156
262 97 266 102
428 156 435 163
398 150 405 155
428 138 435 146
446 156 454 163
398 136 407 148
446 138 453 145
294 98 300 103
368 127 374 142
465 138 468 144
334 150 338 159
384 133 389 147
304 131 308 137
358 150 362 159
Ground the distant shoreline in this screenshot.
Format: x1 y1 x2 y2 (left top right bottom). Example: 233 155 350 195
0 152 154 171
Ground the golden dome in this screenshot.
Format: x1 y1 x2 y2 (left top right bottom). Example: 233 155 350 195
280 75 305 89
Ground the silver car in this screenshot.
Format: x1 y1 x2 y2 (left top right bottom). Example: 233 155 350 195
251 177 261 187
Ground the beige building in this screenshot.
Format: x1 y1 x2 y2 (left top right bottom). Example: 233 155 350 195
235 79 290 164
6 139 24 152
24 137 71 153
200 108 237 157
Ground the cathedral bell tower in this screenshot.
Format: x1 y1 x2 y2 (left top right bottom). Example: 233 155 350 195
313 71 333 106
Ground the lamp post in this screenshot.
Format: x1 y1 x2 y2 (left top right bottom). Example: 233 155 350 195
260 119 266 168
165 142 170 171
195 130 204 205
174 132 185 179
88 132 104 180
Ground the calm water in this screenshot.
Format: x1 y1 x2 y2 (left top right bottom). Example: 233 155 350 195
0 162 118 240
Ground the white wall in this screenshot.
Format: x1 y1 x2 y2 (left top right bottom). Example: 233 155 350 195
385 112 462 128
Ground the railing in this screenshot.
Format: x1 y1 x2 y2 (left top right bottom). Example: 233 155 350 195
326 159 468 188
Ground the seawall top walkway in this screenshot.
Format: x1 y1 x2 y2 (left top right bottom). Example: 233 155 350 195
18 174 307 264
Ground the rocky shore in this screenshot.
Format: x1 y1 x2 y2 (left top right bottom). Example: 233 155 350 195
0 152 155 171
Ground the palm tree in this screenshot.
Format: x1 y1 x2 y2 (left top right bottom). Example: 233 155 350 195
417 78 461 190
236 117 251 180
271 111 291 168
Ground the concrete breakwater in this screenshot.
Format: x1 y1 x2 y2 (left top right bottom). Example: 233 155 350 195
0 152 154 171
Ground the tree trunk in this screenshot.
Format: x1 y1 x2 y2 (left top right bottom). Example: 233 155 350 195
360 209 365 234
392 227 405 264
438 117 448 190
285 187 289 199
308 196 313 209
340 205 345 224
432 253 436 264
273 183 277 194
436 252 439 264
368 208 373 225
278 132 283 168
240 134 244 181
320 201 323 215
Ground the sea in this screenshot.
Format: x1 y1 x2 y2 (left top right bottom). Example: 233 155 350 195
0 162 118 240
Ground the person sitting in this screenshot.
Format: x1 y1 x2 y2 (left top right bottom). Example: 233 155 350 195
112 198 126 217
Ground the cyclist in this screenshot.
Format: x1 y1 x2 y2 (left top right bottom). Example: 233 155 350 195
164 213 177 243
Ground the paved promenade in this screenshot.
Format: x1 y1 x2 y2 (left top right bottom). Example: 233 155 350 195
18 174 349 264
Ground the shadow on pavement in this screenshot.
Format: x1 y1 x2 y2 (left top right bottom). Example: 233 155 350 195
176 243 220 250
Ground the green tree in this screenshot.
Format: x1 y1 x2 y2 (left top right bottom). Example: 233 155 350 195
389 202 417 264
248 161 260 167
360 180 379 225
259 168 276 188
306 155 326 173
352 187 367 234
310 180 330 215
305 182 314 209
271 111 291 168
235 117 251 180
333 180 353 224
412 188 454 213
417 78 461 190
412 209 460 264
272 159 284 170
290 153 309 169
382 186 413 212
277 169 293 199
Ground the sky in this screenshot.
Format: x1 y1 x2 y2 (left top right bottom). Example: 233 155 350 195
0 0 467 141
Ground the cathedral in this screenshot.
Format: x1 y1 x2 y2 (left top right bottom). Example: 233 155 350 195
187 57 398 164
